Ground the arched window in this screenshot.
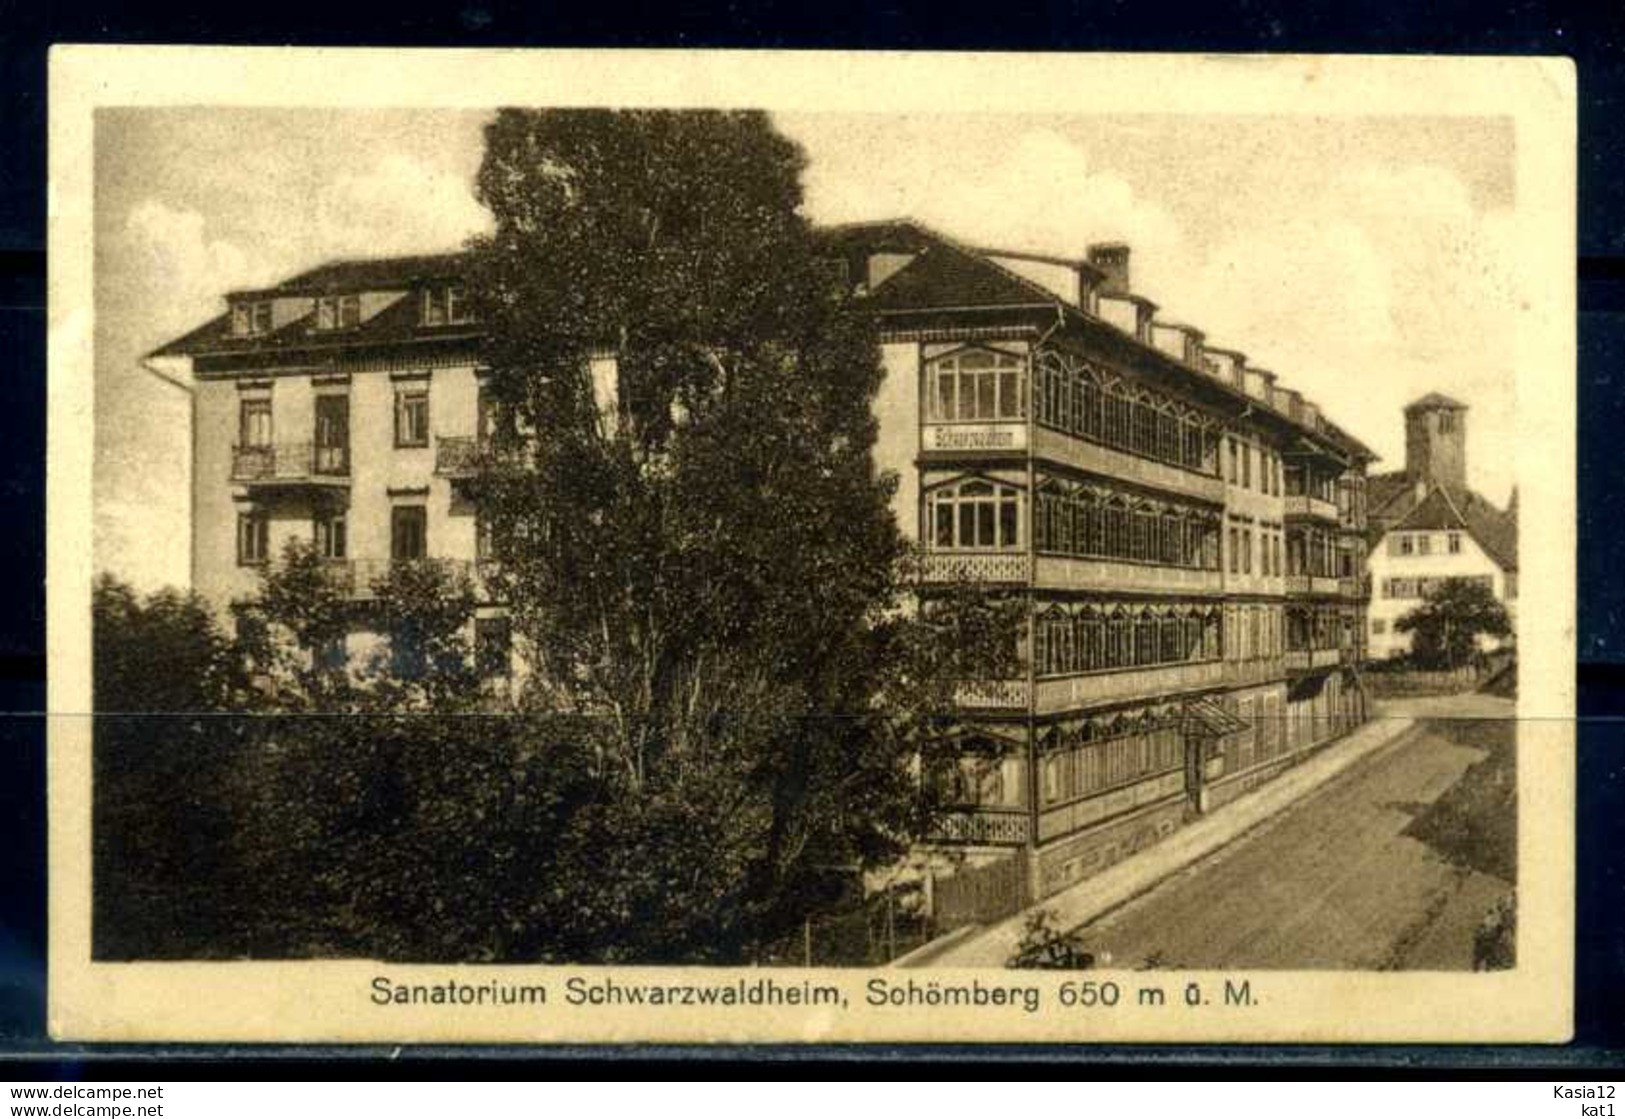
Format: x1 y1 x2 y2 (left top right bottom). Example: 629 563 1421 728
926 347 1026 422
925 478 1021 550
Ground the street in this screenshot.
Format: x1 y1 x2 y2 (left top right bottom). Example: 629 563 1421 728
1070 694 1516 971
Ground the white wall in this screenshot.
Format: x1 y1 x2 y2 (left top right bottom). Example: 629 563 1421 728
1366 526 1511 658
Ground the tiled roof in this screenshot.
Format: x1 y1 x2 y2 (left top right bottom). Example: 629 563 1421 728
149 287 478 362
1374 480 1517 571
865 244 1059 313
230 252 469 298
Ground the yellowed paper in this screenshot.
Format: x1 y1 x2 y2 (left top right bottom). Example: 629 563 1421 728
50 46 1575 1044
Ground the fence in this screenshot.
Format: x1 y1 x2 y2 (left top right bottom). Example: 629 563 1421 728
1363 651 1515 698
931 853 1030 931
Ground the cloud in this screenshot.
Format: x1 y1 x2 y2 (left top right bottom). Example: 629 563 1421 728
119 199 264 338
310 152 491 260
800 122 1184 269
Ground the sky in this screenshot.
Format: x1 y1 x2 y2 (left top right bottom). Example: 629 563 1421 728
94 108 1518 591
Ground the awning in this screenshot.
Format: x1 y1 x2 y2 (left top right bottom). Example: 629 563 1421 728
1182 696 1250 737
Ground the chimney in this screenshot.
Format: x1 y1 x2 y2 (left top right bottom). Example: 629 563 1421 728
1087 242 1131 298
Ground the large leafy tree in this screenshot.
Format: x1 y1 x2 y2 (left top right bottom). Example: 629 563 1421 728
92 575 247 957
464 109 1015 961
1395 576 1513 669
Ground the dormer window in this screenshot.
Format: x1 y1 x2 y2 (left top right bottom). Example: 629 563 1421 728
316 294 361 331
232 300 273 336
422 283 470 327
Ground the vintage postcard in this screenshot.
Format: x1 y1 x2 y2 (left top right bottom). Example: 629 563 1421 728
48 47 1576 1044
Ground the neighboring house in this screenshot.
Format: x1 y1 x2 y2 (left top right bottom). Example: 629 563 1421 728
142 254 516 688
1364 394 1518 660
146 216 1379 905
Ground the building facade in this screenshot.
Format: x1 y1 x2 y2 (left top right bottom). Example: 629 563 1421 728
148 218 1378 905
827 221 1375 900
143 254 516 684
1364 394 1518 660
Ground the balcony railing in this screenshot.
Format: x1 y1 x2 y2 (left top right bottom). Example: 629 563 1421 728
1033 659 1223 715
1222 657 1287 688
953 680 1031 710
918 551 1030 585
1285 647 1342 673
1032 427 1225 506
1033 554 1224 596
1338 575 1369 600
1284 494 1339 522
1284 574 1340 597
929 809 1031 845
232 442 350 485
434 435 532 477
319 557 478 600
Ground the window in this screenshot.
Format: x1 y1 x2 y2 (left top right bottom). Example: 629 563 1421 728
316 294 361 330
314 394 349 473
422 284 471 327
1242 444 1252 489
1417 533 1432 556
476 513 494 563
925 479 1020 550
233 300 273 335
476 617 512 679
316 635 348 675
237 511 269 566
1438 412 1455 434
395 387 430 448
1227 438 1238 483
1242 527 1253 574
239 398 272 448
1228 526 1240 574
1448 532 1462 555
391 505 427 561
314 511 346 560
1397 534 1414 557
927 348 1026 422
1372 619 1387 635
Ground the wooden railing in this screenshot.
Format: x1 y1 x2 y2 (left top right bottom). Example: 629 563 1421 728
953 680 1031 709
1033 659 1222 714
319 557 477 600
1222 657 1287 687
918 551 1030 585
1033 554 1223 595
1284 574 1340 597
929 809 1032 845
1284 647 1341 672
1284 494 1338 522
232 441 350 483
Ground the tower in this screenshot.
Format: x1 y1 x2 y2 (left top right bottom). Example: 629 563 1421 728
1403 392 1467 490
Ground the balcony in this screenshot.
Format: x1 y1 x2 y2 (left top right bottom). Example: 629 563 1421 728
1284 574 1340 597
1222 657 1287 688
1033 554 1223 596
319 557 478 601
1285 648 1341 673
930 809 1031 845
1284 494 1338 522
1338 575 1369 600
1033 659 1222 715
953 680 1031 710
919 551 1030 585
231 442 350 489
1033 427 1224 505
435 435 531 479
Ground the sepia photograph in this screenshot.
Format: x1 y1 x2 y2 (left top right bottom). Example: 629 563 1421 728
48 48 1575 1043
